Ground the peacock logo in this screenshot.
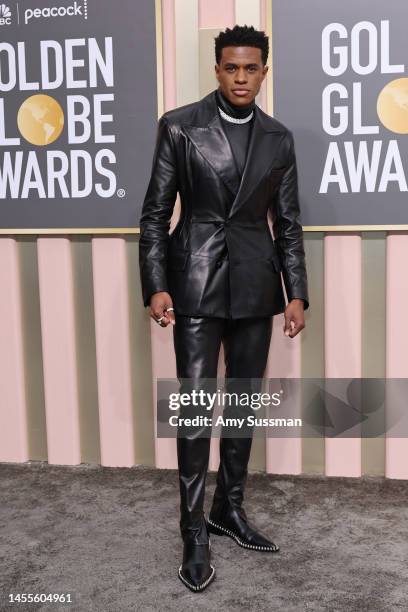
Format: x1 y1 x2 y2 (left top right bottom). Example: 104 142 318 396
0 4 12 25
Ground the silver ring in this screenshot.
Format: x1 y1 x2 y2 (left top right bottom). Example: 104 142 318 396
156 316 165 324
165 307 174 312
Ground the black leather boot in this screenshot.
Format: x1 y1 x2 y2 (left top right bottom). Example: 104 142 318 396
208 435 280 552
177 435 216 591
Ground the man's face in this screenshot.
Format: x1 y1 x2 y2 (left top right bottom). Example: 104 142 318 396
215 46 268 107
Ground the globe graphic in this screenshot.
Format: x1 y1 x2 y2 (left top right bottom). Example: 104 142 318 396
17 94 64 145
377 78 408 134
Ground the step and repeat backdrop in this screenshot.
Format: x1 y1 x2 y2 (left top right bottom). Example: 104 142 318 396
0 0 157 230
0 0 407 478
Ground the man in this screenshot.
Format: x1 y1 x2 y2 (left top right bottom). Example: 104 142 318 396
139 25 309 592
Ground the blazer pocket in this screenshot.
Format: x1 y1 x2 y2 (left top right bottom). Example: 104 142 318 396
269 165 286 176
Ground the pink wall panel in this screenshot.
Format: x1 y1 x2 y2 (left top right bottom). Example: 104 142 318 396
92 238 135 467
265 316 302 475
0 239 29 462
385 234 408 479
198 0 235 28
324 235 362 477
37 238 81 465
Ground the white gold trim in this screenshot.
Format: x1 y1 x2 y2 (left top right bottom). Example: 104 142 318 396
178 564 216 591
218 106 254 124
208 518 279 552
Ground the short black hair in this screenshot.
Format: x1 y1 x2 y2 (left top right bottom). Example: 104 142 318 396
214 25 269 66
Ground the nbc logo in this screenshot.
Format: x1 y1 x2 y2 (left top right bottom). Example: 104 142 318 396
0 4 11 25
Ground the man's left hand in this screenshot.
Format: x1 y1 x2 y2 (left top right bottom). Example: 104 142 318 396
283 299 305 338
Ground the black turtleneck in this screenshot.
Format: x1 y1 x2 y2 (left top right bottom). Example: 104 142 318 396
215 87 255 179
216 86 255 118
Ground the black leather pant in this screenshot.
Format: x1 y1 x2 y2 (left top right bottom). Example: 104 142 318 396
173 315 273 541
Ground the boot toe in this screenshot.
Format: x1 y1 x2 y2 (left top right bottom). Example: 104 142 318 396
178 562 215 592
247 530 280 552
182 562 213 585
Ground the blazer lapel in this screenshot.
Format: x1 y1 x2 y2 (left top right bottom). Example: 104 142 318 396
182 89 285 218
227 108 286 219
182 115 241 197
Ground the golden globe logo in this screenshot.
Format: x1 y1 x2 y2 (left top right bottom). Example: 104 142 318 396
17 95 64 145
377 78 408 134
320 19 408 194
0 37 117 199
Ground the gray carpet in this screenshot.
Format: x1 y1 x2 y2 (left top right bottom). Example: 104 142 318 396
1 463 407 611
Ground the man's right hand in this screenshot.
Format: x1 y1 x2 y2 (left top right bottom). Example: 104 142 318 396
149 291 176 327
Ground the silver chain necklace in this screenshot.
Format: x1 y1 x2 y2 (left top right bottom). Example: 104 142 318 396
218 106 254 124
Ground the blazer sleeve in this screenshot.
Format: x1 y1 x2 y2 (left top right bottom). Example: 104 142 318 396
139 115 178 307
270 130 310 311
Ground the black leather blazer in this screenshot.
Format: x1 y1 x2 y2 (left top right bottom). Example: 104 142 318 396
139 89 309 318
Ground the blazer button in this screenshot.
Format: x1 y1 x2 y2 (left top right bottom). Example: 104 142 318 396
215 259 223 268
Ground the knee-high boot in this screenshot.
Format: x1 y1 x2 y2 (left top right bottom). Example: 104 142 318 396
172 315 224 591
208 433 279 552
208 376 280 553
177 428 216 591
175 376 216 591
